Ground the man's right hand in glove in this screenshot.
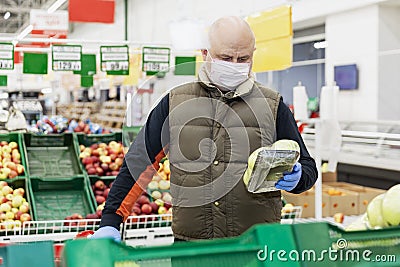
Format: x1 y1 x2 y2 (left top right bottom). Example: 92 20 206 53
90 226 121 242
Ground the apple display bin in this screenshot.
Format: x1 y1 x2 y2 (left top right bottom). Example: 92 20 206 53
0 133 29 180
0 178 34 237
63 222 298 267
28 176 96 221
23 133 83 179
64 222 400 267
0 241 54 267
74 132 123 180
122 126 142 147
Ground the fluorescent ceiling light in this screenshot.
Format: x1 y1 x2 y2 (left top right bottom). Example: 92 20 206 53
4 12 10 20
41 88 53 94
314 41 327 49
48 0 67 14
16 25 33 40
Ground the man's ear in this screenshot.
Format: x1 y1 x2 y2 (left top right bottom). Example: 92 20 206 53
201 49 208 61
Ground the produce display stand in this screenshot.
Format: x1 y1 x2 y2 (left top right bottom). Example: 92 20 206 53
23 133 83 178
0 133 29 179
28 176 96 221
62 222 400 267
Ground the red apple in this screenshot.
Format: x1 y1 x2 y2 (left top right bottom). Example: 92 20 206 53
101 163 109 172
110 154 117 161
93 162 100 168
0 141 8 146
141 204 152 215
118 153 124 158
96 209 102 218
115 158 123 167
96 167 104 176
90 156 99 163
109 162 119 171
111 171 119 176
85 164 94 171
106 171 112 176
8 170 18 179
92 150 100 157
149 202 159 214
15 211 24 220
85 213 99 219
103 188 110 199
132 206 141 215
95 190 104 196
94 180 105 190
71 213 83 220
87 167 96 175
82 157 93 165
96 195 106 205
90 144 99 150
164 202 172 209
137 195 150 205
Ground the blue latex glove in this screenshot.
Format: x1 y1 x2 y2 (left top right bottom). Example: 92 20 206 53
275 162 302 191
90 226 121 242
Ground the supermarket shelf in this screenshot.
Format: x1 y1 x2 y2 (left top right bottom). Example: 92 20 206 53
302 120 400 172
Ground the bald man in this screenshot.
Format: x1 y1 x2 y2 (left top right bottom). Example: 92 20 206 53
92 16 317 242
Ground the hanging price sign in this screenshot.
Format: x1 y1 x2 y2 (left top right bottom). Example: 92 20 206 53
0 43 14 70
52 44 82 71
100 45 129 75
142 46 170 75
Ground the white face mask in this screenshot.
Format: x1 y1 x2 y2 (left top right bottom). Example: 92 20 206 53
207 51 250 91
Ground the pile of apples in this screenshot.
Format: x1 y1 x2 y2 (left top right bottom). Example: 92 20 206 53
0 141 25 179
147 159 171 192
81 179 112 220
0 181 31 229
131 193 172 220
79 141 124 177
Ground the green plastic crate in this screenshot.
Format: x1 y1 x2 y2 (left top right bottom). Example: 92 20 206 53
88 175 115 209
75 133 124 179
63 223 299 267
0 133 28 180
0 178 33 236
122 126 142 147
23 133 83 178
29 176 96 221
0 241 54 267
292 222 400 267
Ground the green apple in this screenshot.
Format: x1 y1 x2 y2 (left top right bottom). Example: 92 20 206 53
382 184 400 226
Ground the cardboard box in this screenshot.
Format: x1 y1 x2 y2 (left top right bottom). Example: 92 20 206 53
323 182 386 214
282 189 329 218
324 188 359 216
322 171 337 182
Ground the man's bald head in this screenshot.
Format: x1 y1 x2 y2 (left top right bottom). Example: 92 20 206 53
203 16 256 65
208 16 255 52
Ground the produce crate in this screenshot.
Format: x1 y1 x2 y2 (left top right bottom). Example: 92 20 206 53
0 179 33 237
28 176 96 221
23 133 82 178
0 133 28 180
292 222 400 266
122 126 142 147
63 222 299 267
75 132 123 179
0 241 54 267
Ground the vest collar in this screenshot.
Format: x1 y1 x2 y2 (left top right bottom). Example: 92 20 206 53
197 65 255 99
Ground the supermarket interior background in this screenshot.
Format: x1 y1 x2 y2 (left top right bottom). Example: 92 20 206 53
0 0 400 266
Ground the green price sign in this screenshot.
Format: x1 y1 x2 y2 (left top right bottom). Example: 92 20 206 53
142 46 170 75
52 44 82 71
0 43 14 70
100 45 129 75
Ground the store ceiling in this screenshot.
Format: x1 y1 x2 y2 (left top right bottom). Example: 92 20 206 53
0 0 59 34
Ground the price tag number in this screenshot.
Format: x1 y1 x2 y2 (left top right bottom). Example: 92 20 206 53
105 61 128 71
53 61 81 71
0 60 13 69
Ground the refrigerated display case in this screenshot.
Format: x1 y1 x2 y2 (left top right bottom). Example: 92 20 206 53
302 120 400 189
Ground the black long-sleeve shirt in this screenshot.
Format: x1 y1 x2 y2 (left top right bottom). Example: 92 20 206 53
101 94 317 229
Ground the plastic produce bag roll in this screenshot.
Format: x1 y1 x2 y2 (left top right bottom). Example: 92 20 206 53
243 140 300 193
